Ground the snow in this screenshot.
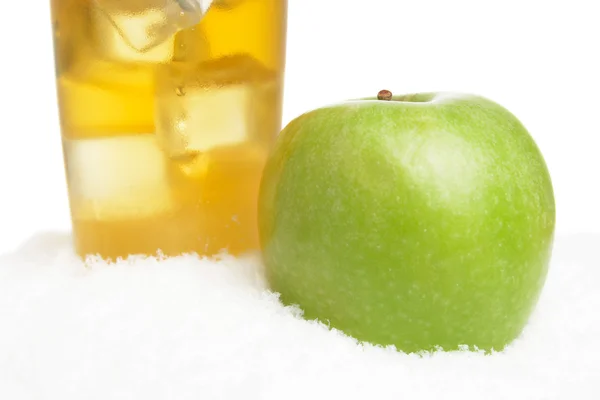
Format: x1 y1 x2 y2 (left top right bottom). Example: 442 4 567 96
0 233 599 400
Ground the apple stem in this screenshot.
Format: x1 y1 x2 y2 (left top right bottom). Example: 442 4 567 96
377 90 393 101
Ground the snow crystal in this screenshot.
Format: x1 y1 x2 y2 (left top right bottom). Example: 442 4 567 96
0 233 599 399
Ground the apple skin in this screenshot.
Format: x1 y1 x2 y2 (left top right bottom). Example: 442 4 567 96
258 92 555 353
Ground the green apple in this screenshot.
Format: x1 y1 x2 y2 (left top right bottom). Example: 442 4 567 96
258 91 555 353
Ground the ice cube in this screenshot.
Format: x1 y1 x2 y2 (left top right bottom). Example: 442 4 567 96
63 134 176 220
155 54 280 172
91 0 207 63
55 3 159 87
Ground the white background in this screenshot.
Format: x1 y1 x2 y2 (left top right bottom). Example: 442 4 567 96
0 0 598 254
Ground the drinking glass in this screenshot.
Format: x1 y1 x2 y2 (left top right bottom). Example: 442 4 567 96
50 0 288 259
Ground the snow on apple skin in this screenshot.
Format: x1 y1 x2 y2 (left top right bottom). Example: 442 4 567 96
258 93 555 353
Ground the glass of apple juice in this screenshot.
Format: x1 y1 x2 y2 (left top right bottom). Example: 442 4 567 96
50 0 288 260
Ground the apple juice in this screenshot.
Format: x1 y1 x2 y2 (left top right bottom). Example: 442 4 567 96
50 0 287 260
